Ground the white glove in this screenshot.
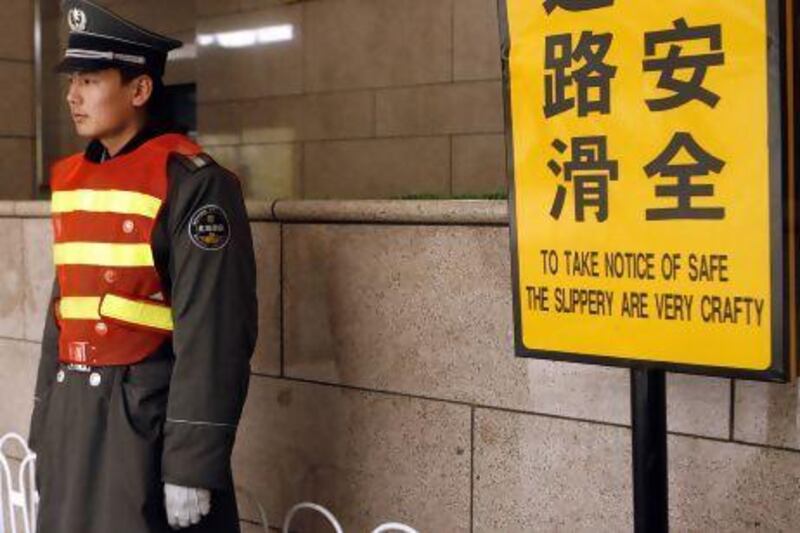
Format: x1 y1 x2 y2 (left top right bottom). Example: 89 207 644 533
164 483 212 529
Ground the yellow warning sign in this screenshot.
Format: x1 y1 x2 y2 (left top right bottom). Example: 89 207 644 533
500 0 795 379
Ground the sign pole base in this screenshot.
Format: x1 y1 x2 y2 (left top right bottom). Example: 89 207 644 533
631 368 669 533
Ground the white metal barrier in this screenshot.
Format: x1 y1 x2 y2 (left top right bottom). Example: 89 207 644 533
1 433 417 533
237 485 420 533
0 433 38 533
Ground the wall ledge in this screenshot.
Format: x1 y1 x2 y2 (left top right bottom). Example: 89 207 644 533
0 199 510 225
271 200 508 225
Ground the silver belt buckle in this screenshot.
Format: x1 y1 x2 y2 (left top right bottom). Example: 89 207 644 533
65 363 92 373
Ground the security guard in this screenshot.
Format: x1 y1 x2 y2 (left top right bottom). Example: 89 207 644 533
27 1 258 532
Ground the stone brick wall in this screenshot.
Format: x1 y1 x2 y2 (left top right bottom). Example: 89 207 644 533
0 0 35 199
195 0 506 200
2 200 800 531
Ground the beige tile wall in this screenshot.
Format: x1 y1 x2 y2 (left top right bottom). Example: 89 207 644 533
44 0 506 200
4 208 800 531
0 0 34 200
198 0 505 200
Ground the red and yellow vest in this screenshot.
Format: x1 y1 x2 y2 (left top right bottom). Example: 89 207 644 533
50 133 201 366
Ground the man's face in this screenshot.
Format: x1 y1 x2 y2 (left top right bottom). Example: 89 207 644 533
65 69 140 139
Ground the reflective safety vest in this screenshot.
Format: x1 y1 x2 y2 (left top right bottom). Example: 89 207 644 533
50 133 202 366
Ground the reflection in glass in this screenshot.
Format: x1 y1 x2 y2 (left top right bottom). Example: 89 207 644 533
197 24 294 49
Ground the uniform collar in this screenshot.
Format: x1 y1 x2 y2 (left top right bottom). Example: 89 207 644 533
85 124 163 163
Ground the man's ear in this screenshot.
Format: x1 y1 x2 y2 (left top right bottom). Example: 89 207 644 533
130 75 154 109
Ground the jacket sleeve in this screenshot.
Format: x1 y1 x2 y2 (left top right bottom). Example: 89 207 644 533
29 277 61 452
160 156 258 490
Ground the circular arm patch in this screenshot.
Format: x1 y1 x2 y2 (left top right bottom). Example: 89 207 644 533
188 205 230 251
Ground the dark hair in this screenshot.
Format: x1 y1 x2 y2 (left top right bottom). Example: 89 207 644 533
117 66 175 132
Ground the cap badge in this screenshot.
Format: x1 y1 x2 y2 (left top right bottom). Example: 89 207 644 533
68 8 87 32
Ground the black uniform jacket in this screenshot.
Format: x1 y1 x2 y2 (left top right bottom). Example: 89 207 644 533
28 126 258 533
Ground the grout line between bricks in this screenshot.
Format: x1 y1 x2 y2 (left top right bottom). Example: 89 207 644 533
279 223 286 377
470 406 475 533
202 131 506 150
250 372 800 457
0 57 34 66
18 221 28 341
0 335 40 346
729 379 736 441
198 78 502 107
0 134 36 140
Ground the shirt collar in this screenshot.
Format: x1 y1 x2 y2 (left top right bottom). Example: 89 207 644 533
84 124 163 163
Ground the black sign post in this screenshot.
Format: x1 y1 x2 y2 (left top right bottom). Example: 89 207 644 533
631 369 668 533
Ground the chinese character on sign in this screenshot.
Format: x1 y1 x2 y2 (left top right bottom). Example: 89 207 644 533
544 31 617 117
644 132 726 220
543 0 614 15
549 136 619 222
643 18 725 111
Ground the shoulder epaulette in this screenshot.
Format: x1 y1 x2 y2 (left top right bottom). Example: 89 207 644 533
174 152 216 173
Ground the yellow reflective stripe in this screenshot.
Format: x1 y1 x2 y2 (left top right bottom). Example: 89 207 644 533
59 297 101 320
58 295 174 331
100 294 173 331
52 189 161 218
54 243 154 267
